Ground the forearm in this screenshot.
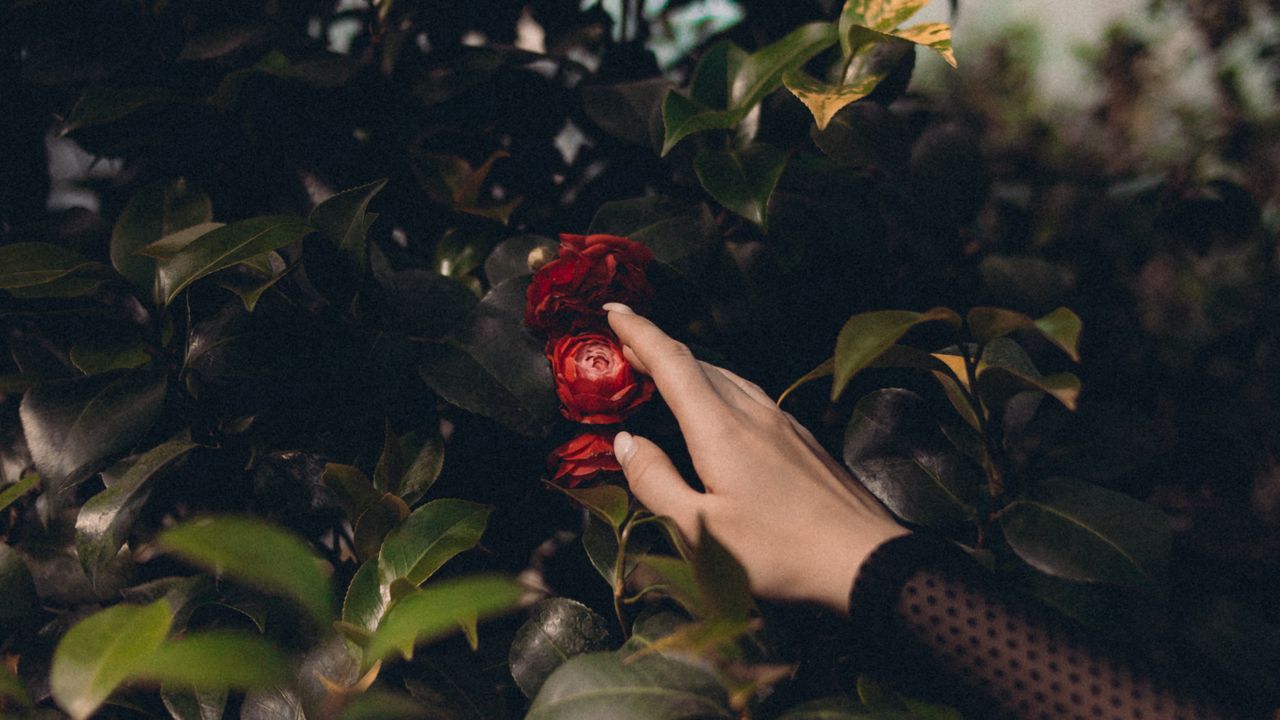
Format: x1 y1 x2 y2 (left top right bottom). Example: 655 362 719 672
847 535 1240 720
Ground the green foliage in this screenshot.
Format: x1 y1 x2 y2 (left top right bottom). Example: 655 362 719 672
2 0 1276 716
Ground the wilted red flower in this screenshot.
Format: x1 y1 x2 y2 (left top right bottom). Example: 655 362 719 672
548 431 622 487
549 331 654 424
524 233 654 337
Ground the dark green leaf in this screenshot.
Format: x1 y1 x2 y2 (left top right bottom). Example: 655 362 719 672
810 101 911 168
526 651 732 720
342 690 437 720
418 278 557 437
160 684 227 720
844 389 978 530
690 41 748 110
397 430 445 506
693 143 788 228
215 251 289 312
158 516 333 625
76 435 197 583
0 542 37 622
661 22 839 154
239 687 306 720
50 600 172 720
62 85 181 134
322 463 380 524
353 493 410 562
373 419 404 494
130 631 291 688
582 78 671 149
308 178 387 278
111 180 213 297
342 559 386 634
19 370 168 492
976 338 1080 411
379 499 493 587
483 234 558 287
364 575 523 666
582 515 621 585
69 336 152 376
509 598 613 699
832 308 961 400
156 215 312 306
587 196 719 273
0 243 105 289
692 520 752 622
999 477 1171 586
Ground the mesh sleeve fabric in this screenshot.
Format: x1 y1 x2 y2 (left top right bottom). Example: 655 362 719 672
846 535 1240 720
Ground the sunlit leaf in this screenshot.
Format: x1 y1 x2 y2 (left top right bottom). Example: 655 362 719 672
976 338 1080 411
783 66 885 131
966 306 1082 362
76 435 198 583
364 575 523 666
50 600 172 720
130 631 291 688
1000 477 1171 586
832 307 961 400
342 559 386 634
0 470 40 513
156 215 312 306
838 0 955 66
546 483 630 530
378 499 492 588
158 516 333 625
509 598 614 699
693 143 788 228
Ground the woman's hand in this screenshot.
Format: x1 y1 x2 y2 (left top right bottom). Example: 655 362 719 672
605 303 909 613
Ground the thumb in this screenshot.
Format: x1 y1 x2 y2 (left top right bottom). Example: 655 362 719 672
614 431 701 529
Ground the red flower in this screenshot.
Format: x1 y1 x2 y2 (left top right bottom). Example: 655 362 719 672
550 331 654 424
549 431 622 487
525 233 655 337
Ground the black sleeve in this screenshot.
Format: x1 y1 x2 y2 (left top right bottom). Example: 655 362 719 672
846 534 1242 720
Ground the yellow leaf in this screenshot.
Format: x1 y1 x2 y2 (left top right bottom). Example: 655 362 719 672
894 22 956 67
783 68 885 130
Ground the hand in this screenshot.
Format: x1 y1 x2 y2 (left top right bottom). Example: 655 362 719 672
605 303 909 613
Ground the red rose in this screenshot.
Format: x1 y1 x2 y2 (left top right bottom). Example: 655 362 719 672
550 331 654 424
548 431 622 487
525 233 655 336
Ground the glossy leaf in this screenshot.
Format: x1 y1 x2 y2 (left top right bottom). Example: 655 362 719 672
76 435 198 582
966 307 1082 362
308 178 387 276
240 687 306 720
215 251 289 312
130 631 290 688
693 143 788 228
110 180 213 296
161 684 227 720
353 492 410 562
342 559 386 634
838 0 955 66
844 389 977 530
832 307 961 400
526 651 732 720
661 22 839 155
364 574 523 666
582 514 622 585
158 516 333 625
397 430 445 506
0 243 105 289
69 336 152 376
1000 477 1171 586
418 278 557 437
50 600 172 720
156 215 313 306
136 222 223 259
378 499 491 589
509 598 614 699
19 370 168 492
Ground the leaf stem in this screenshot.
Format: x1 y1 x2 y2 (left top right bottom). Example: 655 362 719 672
612 516 634 639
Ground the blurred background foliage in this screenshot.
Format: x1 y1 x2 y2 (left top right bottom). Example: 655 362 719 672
2 0 1279 717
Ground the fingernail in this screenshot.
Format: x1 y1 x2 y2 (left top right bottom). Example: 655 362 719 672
613 431 637 465
603 302 634 315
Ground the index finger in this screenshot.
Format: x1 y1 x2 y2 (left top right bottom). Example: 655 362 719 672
605 304 725 420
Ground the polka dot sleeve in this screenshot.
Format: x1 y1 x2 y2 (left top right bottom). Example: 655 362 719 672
846 535 1240 720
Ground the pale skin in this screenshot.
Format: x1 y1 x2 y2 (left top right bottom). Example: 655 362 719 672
604 303 910 613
